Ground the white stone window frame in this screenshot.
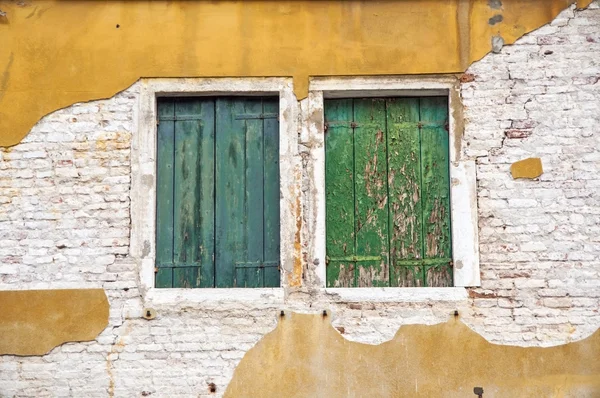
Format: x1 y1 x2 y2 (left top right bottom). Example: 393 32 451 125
306 76 480 301
131 78 299 305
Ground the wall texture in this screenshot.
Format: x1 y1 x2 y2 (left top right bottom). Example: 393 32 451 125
0 2 600 397
0 0 593 146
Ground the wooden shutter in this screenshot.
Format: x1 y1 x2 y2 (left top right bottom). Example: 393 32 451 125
325 97 452 287
156 97 280 288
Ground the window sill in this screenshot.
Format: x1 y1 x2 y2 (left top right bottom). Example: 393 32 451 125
324 287 468 303
144 287 285 306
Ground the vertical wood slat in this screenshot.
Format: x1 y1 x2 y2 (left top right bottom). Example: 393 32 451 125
172 98 215 288
353 99 389 287
236 98 264 288
215 98 244 288
325 99 356 287
262 99 281 288
156 99 175 288
197 100 216 288
419 97 452 287
387 98 424 287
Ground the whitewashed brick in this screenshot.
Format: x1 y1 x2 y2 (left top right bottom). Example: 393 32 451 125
1 3 600 396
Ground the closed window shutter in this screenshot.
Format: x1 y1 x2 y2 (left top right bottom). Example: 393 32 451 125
156 97 280 288
325 97 452 288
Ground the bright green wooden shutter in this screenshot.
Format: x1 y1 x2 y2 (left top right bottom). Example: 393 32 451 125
325 97 452 287
156 97 280 288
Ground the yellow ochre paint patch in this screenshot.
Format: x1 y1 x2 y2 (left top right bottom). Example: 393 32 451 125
224 312 600 397
0 289 109 356
511 157 544 179
0 0 593 147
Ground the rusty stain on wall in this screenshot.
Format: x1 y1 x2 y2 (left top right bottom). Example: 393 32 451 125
0 0 593 147
511 157 544 179
0 289 109 356
225 312 600 397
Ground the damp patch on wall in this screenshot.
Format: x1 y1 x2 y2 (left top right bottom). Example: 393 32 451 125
225 312 600 397
0 289 109 356
0 0 593 147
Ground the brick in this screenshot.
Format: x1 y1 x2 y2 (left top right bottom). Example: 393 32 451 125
2 4 600 395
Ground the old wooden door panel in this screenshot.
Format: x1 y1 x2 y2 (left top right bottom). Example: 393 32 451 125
325 99 356 287
215 98 281 288
386 98 424 287
353 99 389 287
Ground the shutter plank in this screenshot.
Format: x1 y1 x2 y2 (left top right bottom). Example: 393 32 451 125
215 98 245 288
353 99 389 287
235 98 264 288
419 97 452 287
386 98 424 287
172 99 205 288
197 99 216 288
155 268 173 289
325 99 356 287
173 267 200 289
262 98 281 287
156 99 175 288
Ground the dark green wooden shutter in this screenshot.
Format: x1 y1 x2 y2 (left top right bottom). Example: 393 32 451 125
156 97 280 288
325 97 452 287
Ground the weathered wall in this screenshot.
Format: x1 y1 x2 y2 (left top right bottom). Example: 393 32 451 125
0 0 593 147
462 1 600 343
0 2 600 397
0 289 109 356
225 314 600 397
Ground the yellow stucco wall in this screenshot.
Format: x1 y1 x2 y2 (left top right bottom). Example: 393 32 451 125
0 289 109 356
0 0 593 147
225 313 600 397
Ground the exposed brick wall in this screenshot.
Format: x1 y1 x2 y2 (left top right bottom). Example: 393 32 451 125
462 1 600 344
1 3 600 397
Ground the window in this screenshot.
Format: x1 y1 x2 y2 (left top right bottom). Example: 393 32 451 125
324 97 452 287
155 96 280 288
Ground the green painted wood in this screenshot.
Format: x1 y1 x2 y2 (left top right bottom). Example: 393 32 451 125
325 99 356 287
196 100 216 288
353 99 389 287
262 98 281 287
235 98 264 288
215 98 244 288
386 98 424 287
155 268 173 289
157 96 280 289
171 99 213 288
156 99 175 288
173 98 201 268
173 267 201 288
419 97 452 287
325 96 452 288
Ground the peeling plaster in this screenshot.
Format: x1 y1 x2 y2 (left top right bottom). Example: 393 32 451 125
225 312 600 397
0 289 109 356
0 0 594 147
